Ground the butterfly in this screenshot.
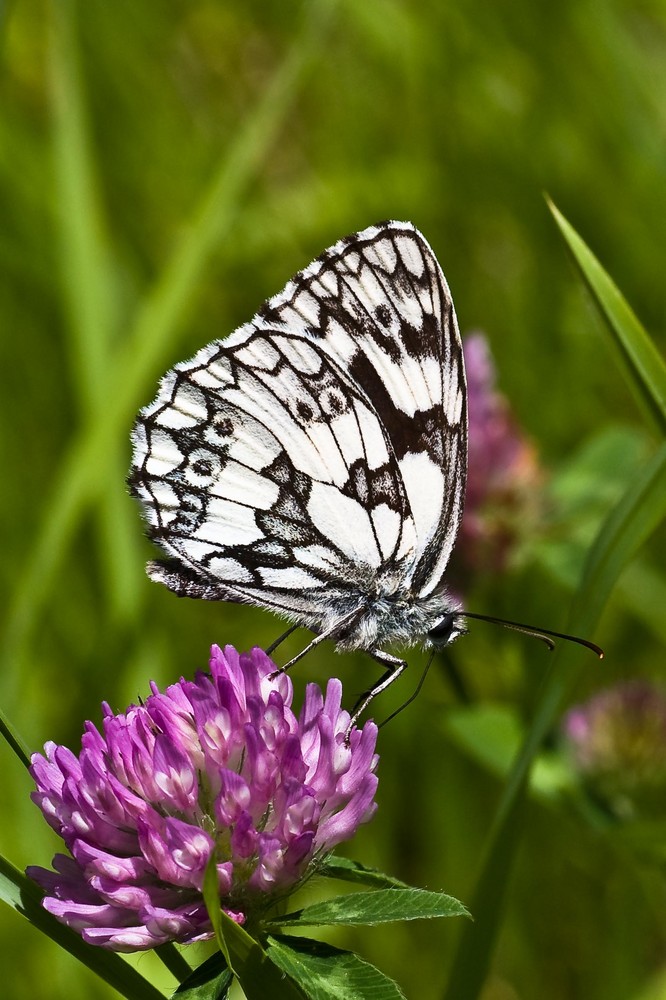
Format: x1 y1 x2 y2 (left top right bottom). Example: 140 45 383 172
129 221 601 722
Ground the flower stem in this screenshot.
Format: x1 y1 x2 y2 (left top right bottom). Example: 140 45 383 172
154 943 191 984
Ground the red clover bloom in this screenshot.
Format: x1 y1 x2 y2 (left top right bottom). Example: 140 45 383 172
27 645 379 951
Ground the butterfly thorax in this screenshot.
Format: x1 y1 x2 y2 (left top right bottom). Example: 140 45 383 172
320 585 463 652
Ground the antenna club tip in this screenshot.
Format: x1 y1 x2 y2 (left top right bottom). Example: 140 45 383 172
460 611 603 659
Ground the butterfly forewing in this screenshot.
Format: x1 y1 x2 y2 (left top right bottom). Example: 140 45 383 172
130 221 467 648
257 222 467 595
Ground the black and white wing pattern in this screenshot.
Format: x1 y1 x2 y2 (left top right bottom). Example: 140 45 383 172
129 221 467 653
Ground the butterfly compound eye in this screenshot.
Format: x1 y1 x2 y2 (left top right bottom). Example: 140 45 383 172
428 612 458 647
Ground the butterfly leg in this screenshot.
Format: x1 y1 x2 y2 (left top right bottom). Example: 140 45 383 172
269 606 366 679
378 651 436 729
264 623 300 656
348 650 407 731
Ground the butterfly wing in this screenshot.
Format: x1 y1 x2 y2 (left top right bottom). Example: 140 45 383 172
129 221 466 632
256 221 467 597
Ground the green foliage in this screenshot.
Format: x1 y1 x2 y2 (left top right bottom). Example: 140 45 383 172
172 953 232 1000
1 1 665 999
266 935 406 1000
202 862 464 999
444 208 666 1000
267 889 469 929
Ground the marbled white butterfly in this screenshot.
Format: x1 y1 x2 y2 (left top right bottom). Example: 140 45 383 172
129 221 600 722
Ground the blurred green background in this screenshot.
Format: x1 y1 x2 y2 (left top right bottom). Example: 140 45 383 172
1 1 666 997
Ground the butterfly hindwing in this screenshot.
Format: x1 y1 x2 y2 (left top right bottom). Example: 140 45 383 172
130 326 417 624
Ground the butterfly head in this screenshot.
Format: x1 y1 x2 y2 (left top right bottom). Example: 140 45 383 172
427 611 468 648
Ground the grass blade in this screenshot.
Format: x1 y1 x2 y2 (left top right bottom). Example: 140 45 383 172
48 0 143 624
49 0 114 410
172 952 232 998
154 943 191 986
0 705 31 767
548 199 666 435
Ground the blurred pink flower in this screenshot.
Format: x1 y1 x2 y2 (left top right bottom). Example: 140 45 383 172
563 680 666 819
458 332 543 576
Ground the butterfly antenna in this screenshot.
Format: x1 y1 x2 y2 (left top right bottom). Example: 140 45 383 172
378 650 437 730
459 611 604 658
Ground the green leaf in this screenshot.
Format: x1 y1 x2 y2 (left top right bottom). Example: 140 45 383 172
0 856 163 1000
548 199 666 435
218 913 306 1000
201 858 304 1000
172 951 233 999
317 856 409 890
267 935 406 1000
267 888 469 929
